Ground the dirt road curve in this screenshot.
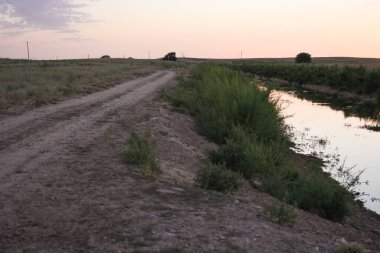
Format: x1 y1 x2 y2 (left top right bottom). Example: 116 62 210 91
0 71 175 178
0 71 176 252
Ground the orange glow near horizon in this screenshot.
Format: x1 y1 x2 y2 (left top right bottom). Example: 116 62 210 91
1 0 380 59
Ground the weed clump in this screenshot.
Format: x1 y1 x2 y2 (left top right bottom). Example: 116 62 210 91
264 203 297 226
196 163 241 193
121 131 158 176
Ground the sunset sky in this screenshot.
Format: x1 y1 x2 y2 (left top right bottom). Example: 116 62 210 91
1 0 379 59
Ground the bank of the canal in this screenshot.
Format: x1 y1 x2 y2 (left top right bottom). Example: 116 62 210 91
272 88 380 214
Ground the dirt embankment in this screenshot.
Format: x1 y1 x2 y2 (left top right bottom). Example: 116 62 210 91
301 84 377 103
0 71 379 252
266 78 378 104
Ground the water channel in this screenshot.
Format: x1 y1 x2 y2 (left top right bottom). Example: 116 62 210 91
272 88 380 214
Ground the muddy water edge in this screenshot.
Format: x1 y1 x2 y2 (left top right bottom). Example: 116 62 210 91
270 84 380 214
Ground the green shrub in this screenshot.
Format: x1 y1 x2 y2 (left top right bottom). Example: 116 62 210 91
289 172 350 222
195 163 241 193
264 203 297 226
209 126 286 179
121 131 158 176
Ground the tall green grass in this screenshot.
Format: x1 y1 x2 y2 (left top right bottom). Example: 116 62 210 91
168 64 352 222
192 65 285 143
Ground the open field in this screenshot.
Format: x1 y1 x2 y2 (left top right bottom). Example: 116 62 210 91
241 57 380 69
0 58 182 112
2 56 377 114
181 57 380 69
4 56 376 110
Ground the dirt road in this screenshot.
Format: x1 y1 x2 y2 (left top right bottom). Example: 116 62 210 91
0 71 176 252
0 70 175 176
1 70 379 253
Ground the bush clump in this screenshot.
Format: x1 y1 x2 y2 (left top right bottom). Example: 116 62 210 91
196 163 241 193
163 52 177 61
264 203 297 226
295 52 312 63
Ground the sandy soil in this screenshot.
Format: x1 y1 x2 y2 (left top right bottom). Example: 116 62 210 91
0 71 379 253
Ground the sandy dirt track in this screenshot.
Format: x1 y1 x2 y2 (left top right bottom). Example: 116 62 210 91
0 71 175 178
0 71 176 252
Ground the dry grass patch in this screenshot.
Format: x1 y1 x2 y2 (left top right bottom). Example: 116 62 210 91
0 58 179 109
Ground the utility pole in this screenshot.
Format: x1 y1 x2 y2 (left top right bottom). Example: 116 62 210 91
149 51 150 60
26 41 30 60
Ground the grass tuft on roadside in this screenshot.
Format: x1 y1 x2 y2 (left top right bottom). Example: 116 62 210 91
121 131 158 176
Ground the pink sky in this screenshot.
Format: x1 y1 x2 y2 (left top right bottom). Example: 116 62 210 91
1 0 380 59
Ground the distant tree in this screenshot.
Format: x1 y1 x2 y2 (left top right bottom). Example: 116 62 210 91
163 52 177 61
101 55 111 59
295 52 312 63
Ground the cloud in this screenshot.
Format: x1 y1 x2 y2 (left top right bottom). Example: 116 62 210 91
0 0 94 33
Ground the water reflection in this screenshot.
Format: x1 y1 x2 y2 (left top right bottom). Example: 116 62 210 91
271 90 380 214
277 86 380 131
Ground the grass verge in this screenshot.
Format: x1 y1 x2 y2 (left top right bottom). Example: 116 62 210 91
168 64 353 222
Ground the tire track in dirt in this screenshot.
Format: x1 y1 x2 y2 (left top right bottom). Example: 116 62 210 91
0 70 175 187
